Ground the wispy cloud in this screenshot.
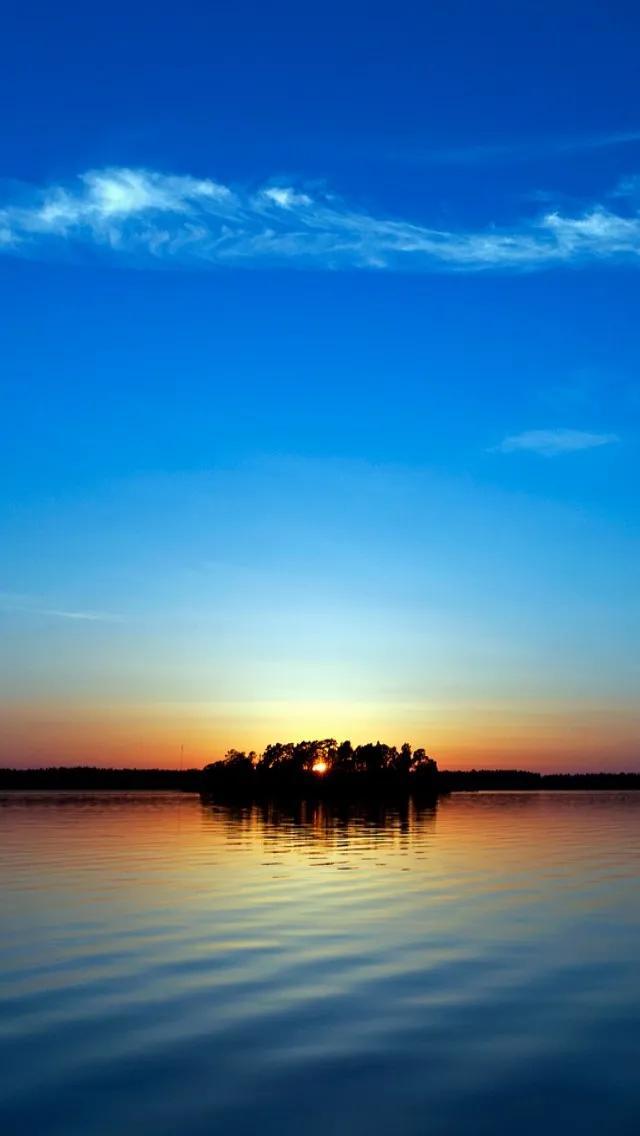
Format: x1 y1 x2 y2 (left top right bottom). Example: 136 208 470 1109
493 429 619 457
39 608 125 622
2 165 640 272
0 592 123 622
405 129 640 166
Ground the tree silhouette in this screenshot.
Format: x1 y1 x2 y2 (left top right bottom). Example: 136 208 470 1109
202 738 438 799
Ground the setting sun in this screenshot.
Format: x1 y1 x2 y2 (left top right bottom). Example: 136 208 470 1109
312 760 329 775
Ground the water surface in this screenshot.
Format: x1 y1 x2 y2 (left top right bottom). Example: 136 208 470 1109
1 791 639 1135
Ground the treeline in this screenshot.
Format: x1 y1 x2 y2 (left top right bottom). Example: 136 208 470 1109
0 766 202 791
202 739 438 796
439 769 640 791
2 763 639 794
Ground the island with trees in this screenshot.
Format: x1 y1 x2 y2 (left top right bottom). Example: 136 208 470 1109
202 740 436 798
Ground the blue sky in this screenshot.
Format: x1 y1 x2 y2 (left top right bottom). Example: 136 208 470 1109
1 1 639 767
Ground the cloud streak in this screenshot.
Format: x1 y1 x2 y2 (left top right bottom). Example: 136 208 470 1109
2 165 640 272
406 129 640 166
39 608 125 622
0 592 123 622
494 429 619 457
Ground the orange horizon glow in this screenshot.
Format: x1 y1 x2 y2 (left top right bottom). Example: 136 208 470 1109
1 697 639 773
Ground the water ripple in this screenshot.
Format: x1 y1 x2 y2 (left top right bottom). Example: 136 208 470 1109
1 791 639 1135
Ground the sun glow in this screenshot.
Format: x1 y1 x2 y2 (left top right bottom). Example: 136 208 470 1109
311 760 329 775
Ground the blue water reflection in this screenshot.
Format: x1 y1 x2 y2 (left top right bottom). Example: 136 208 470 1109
1 791 639 1135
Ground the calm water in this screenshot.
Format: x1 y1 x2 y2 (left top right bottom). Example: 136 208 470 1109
1 792 640 1135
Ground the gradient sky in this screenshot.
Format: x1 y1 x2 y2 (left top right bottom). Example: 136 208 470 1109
1 1 639 769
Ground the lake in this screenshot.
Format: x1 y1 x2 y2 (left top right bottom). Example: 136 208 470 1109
1 791 639 1135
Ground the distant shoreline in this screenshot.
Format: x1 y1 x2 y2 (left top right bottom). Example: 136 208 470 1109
1 767 640 793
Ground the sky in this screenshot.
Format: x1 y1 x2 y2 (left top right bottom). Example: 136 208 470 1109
1 0 639 770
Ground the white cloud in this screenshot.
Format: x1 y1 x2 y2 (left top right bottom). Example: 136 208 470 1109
2 164 640 271
17 168 234 244
541 208 640 256
494 429 619 457
261 186 313 208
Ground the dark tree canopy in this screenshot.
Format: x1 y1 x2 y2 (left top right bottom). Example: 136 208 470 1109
202 739 438 798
